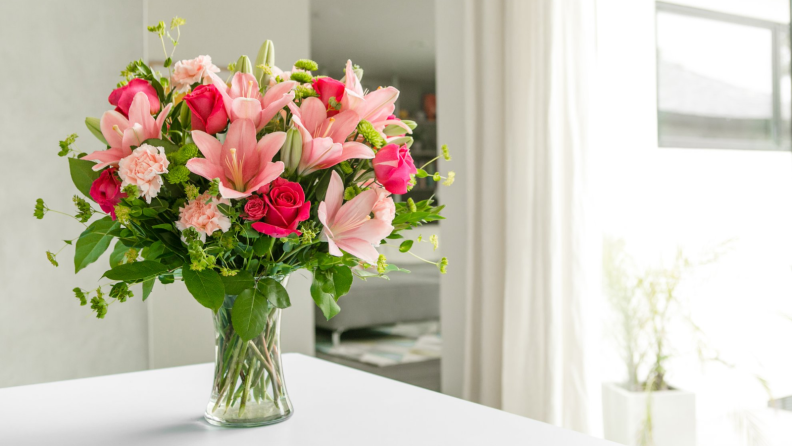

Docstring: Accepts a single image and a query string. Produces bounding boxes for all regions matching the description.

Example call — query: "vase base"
[204,409,293,428]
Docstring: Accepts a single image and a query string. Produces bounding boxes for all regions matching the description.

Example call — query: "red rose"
[372,143,417,195]
[109,78,160,118]
[251,179,311,238]
[312,77,345,116]
[184,84,228,135]
[243,196,267,221]
[89,168,127,220]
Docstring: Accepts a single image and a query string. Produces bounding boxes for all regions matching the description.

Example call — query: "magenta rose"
[312,77,345,116]
[372,143,417,195]
[251,179,311,238]
[243,196,267,221]
[184,84,228,135]
[89,168,127,220]
[109,78,160,118]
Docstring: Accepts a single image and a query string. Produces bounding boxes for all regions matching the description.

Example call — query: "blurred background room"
[2,0,792,444]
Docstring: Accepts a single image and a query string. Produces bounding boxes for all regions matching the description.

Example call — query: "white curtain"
[437,0,600,434]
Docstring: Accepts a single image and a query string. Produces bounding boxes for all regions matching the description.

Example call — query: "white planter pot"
[602,382,695,446]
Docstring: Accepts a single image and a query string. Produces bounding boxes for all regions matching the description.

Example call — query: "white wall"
[0,0,149,387]
[598,0,792,439]
[435,0,469,398]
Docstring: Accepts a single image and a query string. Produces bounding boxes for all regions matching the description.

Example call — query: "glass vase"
[204,276,293,427]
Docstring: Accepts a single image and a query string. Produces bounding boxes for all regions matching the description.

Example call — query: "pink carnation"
[176,192,232,242]
[117,144,169,203]
[171,55,220,93]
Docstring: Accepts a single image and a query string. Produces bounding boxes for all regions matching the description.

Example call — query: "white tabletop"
[0,353,614,445]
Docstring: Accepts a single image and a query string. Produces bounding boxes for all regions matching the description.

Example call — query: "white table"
[0,354,614,445]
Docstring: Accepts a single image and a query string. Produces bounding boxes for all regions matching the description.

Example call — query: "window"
[656,2,791,150]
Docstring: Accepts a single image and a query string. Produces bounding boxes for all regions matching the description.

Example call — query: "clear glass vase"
[204,276,293,427]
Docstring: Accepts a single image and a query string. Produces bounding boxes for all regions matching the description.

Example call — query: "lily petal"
[256,131,287,163]
[82,147,130,171]
[324,110,360,144]
[100,110,129,149]
[155,103,173,136]
[258,91,295,131]
[357,87,399,122]
[339,142,375,161]
[334,237,380,264]
[323,171,344,223]
[191,130,223,165]
[299,97,326,136]
[263,81,297,108]
[185,158,224,181]
[127,92,157,137]
[333,189,378,234]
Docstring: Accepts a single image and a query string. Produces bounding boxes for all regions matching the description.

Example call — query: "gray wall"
[0,0,149,387]
[0,0,313,388]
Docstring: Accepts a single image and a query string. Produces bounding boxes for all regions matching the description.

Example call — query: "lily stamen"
[224,148,247,191]
[322,118,336,138]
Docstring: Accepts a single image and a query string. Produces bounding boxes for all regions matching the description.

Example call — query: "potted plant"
[602,240,698,446]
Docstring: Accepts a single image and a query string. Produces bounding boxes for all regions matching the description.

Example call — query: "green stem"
[224,342,248,412]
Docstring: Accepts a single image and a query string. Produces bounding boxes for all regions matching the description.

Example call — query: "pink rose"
[184,84,228,135]
[312,77,345,116]
[176,192,231,242]
[252,178,311,238]
[372,143,417,195]
[171,55,220,93]
[117,144,169,203]
[89,168,127,220]
[109,78,160,118]
[243,196,267,221]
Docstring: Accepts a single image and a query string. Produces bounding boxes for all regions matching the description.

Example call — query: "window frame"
[655,2,790,151]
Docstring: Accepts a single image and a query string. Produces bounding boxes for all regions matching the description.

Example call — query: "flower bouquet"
[34,18,453,427]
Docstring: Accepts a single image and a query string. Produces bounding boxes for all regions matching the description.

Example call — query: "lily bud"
[281,127,303,175]
[235,55,253,75]
[255,40,276,88]
[387,136,414,149]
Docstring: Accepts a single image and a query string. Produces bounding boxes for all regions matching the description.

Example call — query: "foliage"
[35,23,455,344]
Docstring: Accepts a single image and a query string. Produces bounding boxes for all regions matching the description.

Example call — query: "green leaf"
[142,278,154,301]
[102,260,168,281]
[257,277,290,309]
[183,266,225,310]
[220,270,255,295]
[141,241,165,260]
[253,236,274,257]
[141,138,179,154]
[231,288,269,341]
[69,157,101,201]
[109,240,131,267]
[332,266,353,298]
[85,117,108,145]
[399,240,414,253]
[152,223,172,231]
[74,217,119,273]
[311,271,339,320]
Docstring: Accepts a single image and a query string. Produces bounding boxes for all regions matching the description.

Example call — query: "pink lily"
[340,60,408,134]
[82,92,172,171]
[319,171,393,264]
[209,72,296,131]
[288,97,374,176]
[186,119,285,199]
